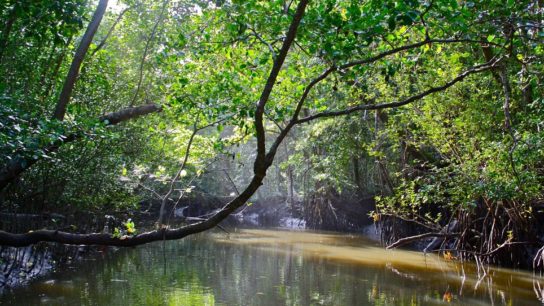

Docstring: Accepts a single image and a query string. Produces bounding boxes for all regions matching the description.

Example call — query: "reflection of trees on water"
[381,256,544,305]
[2,232,544,305]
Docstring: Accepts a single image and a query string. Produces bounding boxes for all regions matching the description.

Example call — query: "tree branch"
[129,0,169,106]
[0,167,264,247]
[0,104,162,191]
[250,27,277,60]
[386,232,458,249]
[339,38,504,70]
[158,118,199,226]
[295,58,502,124]
[254,0,308,173]
[265,39,504,160]
[90,6,130,57]
[99,103,162,125]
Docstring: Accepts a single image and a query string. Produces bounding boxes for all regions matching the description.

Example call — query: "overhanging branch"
[294,57,502,125]
[0,169,264,247]
[0,104,162,191]
[265,39,504,159]
[0,0,312,248]
[339,38,504,70]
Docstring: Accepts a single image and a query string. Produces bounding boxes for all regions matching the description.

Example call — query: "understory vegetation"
[0,0,543,269]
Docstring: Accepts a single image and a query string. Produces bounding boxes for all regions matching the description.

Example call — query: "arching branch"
[265,39,504,159]
[294,58,502,125]
[339,38,504,70]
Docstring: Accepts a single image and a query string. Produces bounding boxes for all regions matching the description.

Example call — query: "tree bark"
[99,103,162,125]
[52,0,108,121]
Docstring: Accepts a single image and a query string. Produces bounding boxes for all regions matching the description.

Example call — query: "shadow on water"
[1,229,543,305]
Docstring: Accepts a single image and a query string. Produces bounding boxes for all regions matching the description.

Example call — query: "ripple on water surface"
[1,229,543,305]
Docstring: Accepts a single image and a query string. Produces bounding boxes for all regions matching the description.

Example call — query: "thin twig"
[130,0,169,106]
[91,6,130,56]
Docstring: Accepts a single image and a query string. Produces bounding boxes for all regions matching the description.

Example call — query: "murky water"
[1,229,543,305]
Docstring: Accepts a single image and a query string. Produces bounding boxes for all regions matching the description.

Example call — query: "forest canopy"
[0,0,542,266]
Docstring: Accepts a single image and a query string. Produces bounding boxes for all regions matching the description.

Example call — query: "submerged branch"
[386,232,458,249]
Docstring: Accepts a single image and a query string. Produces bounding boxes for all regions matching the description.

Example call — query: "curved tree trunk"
[0,174,264,247]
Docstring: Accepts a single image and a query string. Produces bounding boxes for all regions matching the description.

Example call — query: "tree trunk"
[288,164,295,209]
[52,0,108,121]
[352,156,364,195]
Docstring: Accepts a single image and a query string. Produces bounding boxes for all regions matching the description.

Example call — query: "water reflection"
[1,229,543,305]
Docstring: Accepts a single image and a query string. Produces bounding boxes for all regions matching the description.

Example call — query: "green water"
[1,229,543,305]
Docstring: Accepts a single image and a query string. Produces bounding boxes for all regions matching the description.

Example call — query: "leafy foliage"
[0,0,543,264]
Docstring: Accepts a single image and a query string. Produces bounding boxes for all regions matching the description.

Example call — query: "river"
[1,229,543,305]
